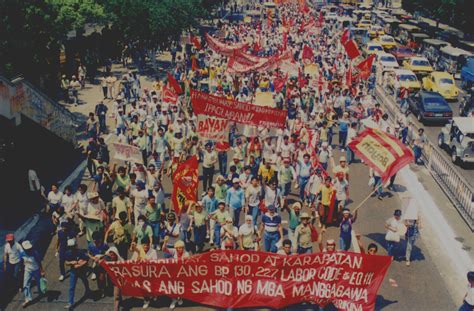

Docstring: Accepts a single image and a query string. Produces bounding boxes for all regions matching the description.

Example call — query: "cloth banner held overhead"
[101,250,391,310]
[205,33,248,57]
[112,143,143,164]
[348,127,414,181]
[191,90,286,128]
[172,156,198,214]
[197,115,230,142]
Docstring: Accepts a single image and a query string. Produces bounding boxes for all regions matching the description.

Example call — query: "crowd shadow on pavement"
[375,295,398,310]
[365,233,425,262]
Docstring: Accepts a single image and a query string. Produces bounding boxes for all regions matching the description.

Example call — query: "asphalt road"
[3,60,460,311]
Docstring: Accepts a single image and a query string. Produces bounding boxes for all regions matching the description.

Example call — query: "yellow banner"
[304,63,319,78]
[357,135,396,172]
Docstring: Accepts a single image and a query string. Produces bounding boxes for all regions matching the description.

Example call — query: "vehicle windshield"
[381,56,396,62]
[370,46,383,51]
[400,74,417,81]
[381,37,393,42]
[439,78,454,84]
[412,59,430,66]
[424,97,447,108]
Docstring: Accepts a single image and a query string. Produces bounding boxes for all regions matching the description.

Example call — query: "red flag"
[340,29,350,44]
[348,127,414,182]
[172,156,199,214]
[346,65,353,86]
[192,57,199,71]
[318,11,324,27]
[282,31,288,51]
[162,85,178,104]
[273,74,288,93]
[167,72,183,95]
[325,189,337,224]
[191,35,201,50]
[298,19,305,33]
[343,39,360,60]
[356,54,376,79]
[298,67,306,88]
[302,45,314,63]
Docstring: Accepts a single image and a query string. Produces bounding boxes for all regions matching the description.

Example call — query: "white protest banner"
[197,116,229,142]
[113,143,143,164]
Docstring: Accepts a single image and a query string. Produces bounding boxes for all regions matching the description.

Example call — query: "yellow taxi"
[368,25,385,38]
[393,69,421,91]
[377,35,397,50]
[357,19,371,28]
[364,41,384,55]
[402,56,434,76]
[422,71,459,100]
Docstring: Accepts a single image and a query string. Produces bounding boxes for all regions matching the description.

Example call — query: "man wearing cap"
[295,212,313,254]
[226,178,245,227]
[202,142,217,191]
[239,215,260,251]
[318,142,333,171]
[333,156,350,181]
[460,271,474,311]
[287,202,302,252]
[385,209,403,257]
[3,233,23,293]
[105,211,133,259]
[163,213,182,258]
[64,238,90,310]
[317,176,334,229]
[80,192,106,243]
[260,205,283,253]
[339,208,358,251]
[20,240,45,307]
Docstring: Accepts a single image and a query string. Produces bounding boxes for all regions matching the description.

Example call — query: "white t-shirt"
[131,189,148,210]
[220,225,239,249]
[246,185,261,207]
[75,192,89,215]
[47,191,63,204]
[4,242,22,264]
[61,194,76,214]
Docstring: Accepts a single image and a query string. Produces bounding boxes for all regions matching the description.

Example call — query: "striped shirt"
[262,213,282,232]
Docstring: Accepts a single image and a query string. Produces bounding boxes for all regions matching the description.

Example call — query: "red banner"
[302,45,314,63]
[167,73,183,95]
[101,250,391,310]
[197,115,229,142]
[172,156,198,213]
[191,90,287,128]
[348,128,414,181]
[162,85,178,104]
[343,40,361,60]
[205,33,248,57]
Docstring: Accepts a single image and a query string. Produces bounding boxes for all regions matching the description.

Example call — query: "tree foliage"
[403,0,472,35]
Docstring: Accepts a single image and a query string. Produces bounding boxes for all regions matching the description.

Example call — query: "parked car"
[388,46,416,62]
[387,69,421,93]
[357,19,371,28]
[377,35,397,50]
[375,52,399,71]
[364,41,384,55]
[459,92,474,117]
[403,56,434,76]
[407,91,453,123]
[368,25,385,38]
[438,117,474,164]
[422,71,459,100]
[461,57,474,89]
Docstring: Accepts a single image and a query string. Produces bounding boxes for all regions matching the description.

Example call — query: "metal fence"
[374,86,474,231]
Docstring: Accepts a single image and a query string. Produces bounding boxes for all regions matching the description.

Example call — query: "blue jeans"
[59,250,66,276]
[23,269,42,302]
[264,231,280,253]
[6,262,22,290]
[194,225,207,251]
[386,241,398,257]
[346,148,355,164]
[149,221,161,247]
[339,131,347,148]
[69,269,90,305]
[298,176,310,201]
[218,152,227,176]
[214,223,222,247]
[249,205,260,226]
[230,206,242,227]
[280,182,291,196]
[297,246,312,254]
[459,302,474,311]
[374,176,383,197]
[339,236,351,251]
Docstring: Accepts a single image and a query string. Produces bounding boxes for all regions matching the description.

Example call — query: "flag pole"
[352,187,379,213]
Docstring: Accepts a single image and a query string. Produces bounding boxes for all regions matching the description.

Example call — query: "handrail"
[374,85,474,231]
